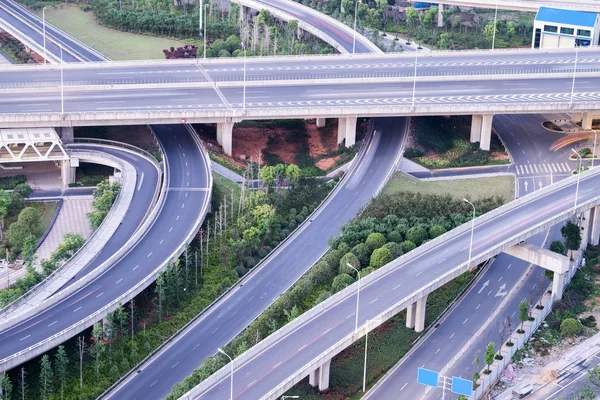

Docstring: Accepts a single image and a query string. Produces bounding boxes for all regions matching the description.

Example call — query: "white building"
[532,7,600,49]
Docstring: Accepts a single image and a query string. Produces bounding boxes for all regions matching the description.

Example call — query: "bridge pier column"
[589,206,600,246]
[437,4,445,28]
[480,114,493,151]
[308,359,331,391]
[217,119,233,156]
[415,294,428,332]
[406,302,416,329]
[60,157,78,187]
[470,115,482,144]
[60,127,74,144]
[316,118,326,128]
[582,112,593,130]
[552,271,567,301]
[337,117,357,147]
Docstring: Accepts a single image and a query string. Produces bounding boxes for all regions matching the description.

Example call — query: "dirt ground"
[194,119,340,169]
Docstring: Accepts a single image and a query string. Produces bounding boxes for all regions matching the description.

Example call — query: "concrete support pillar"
[217,119,233,156]
[239,5,249,22]
[582,112,593,130]
[60,127,74,144]
[308,359,331,391]
[480,114,493,151]
[470,115,483,144]
[338,117,357,147]
[316,118,326,128]
[552,272,566,301]
[60,157,77,187]
[415,294,428,333]
[406,302,416,329]
[590,206,600,246]
[437,4,445,28]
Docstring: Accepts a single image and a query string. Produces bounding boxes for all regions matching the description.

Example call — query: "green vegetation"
[0,33,35,63]
[166,189,505,398]
[405,116,509,169]
[0,175,26,191]
[560,318,582,337]
[76,163,114,187]
[86,180,121,229]
[383,172,514,201]
[34,4,184,60]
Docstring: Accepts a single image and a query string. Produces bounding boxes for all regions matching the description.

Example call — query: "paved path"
[211,162,244,184]
[398,157,429,173]
[35,197,93,263]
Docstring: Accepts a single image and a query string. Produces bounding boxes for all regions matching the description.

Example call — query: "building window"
[544,25,558,33]
[577,29,591,37]
[560,27,574,35]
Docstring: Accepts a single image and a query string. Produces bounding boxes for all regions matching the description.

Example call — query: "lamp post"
[491,0,498,50]
[203,4,208,59]
[411,47,418,109]
[352,0,359,55]
[571,148,582,213]
[592,129,597,168]
[198,0,203,37]
[42,7,47,64]
[463,199,475,269]
[570,43,579,107]
[217,348,233,400]
[240,42,246,110]
[59,43,64,115]
[346,263,360,332]
[362,319,370,392]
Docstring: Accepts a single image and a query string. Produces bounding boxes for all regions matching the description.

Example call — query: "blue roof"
[535,7,597,28]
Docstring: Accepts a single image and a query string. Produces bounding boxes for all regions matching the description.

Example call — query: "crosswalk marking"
[515,162,572,175]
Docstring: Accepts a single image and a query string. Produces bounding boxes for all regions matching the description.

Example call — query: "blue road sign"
[417,368,439,388]
[452,376,473,396]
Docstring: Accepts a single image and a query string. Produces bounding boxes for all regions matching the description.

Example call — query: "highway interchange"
[0,0,599,399]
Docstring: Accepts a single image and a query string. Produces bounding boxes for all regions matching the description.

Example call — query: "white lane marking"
[96,292,104,298]
[231,311,238,317]
[147,252,153,258]
[487,290,492,296]
[169,227,173,232]
[212,327,219,334]
[248,296,255,302]
[463,318,469,324]
[74,306,82,312]
[116,278,123,284]
[437,258,446,264]
[176,215,180,220]
[133,265,139,271]
[150,380,158,387]
[181,203,185,209]
[159,239,164,244]
[393,284,402,290]
[499,276,503,282]
[273,361,282,369]
[248,379,257,387]
[48,321,57,327]
[172,362,179,369]
[449,333,455,339]
[137,172,144,191]
[298,344,307,351]
[507,263,512,270]
[347,313,355,319]
[193,344,200,350]
[415,271,424,276]
[20,335,31,341]
[511,312,516,318]
[435,348,441,354]
[370,298,378,304]
[476,303,481,310]
[401,383,408,391]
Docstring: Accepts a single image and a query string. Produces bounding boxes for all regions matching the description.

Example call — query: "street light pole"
[203,4,208,59]
[42,7,47,64]
[362,319,369,392]
[570,44,579,107]
[491,0,498,50]
[592,129,597,168]
[352,0,359,55]
[217,348,233,400]
[463,199,475,268]
[347,263,360,332]
[411,47,418,109]
[241,42,246,110]
[198,0,203,37]
[59,43,64,115]
[571,148,582,213]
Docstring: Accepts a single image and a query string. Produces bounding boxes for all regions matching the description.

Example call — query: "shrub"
[332,273,354,293]
[429,225,446,239]
[314,291,332,306]
[386,230,403,243]
[382,242,403,258]
[404,147,424,159]
[560,318,582,337]
[549,240,566,255]
[581,315,596,328]
[365,232,386,251]
[310,261,338,286]
[351,243,371,267]
[234,265,246,278]
[406,226,428,246]
[244,256,256,269]
[339,252,361,274]
[370,248,393,269]
[338,242,351,254]
[323,250,343,270]
[400,240,416,254]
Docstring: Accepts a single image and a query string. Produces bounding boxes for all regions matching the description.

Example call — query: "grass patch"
[34,4,184,60]
[37,201,58,236]
[211,172,241,211]
[383,172,515,201]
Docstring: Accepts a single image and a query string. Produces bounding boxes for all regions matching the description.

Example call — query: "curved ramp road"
[186,168,600,400]
[103,118,406,400]
[2,48,600,87]
[0,126,211,372]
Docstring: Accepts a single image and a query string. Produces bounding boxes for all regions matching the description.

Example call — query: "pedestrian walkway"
[36,197,94,263]
[398,158,429,173]
[514,162,573,175]
[211,162,244,184]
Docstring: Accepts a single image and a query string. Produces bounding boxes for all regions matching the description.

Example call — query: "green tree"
[370,247,393,268]
[568,385,596,400]
[400,240,416,253]
[406,226,428,246]
[332,273,354,293]
[484,342,495,373]
[39,354,53,400]
[483,21,498,42]
[339,252,361,274]
[365,232,386,251]
[406,7,418,40]
[382,242,403,258]
[0,190,11,240]
[87,180,120,228]
[429,225,446,239]
[0,373,12,400]
[54,345,68,400]
[91,322,105,379]
[285,164,301,186]
[22,234,38,266]
[518,299,530,331]
[560,318,582,337]
[13,183,32,198]
[588,365,600,389]
[351,243,371,267]
[561,221,582,257]
[549,240,566,255]
[51,233,85,263]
